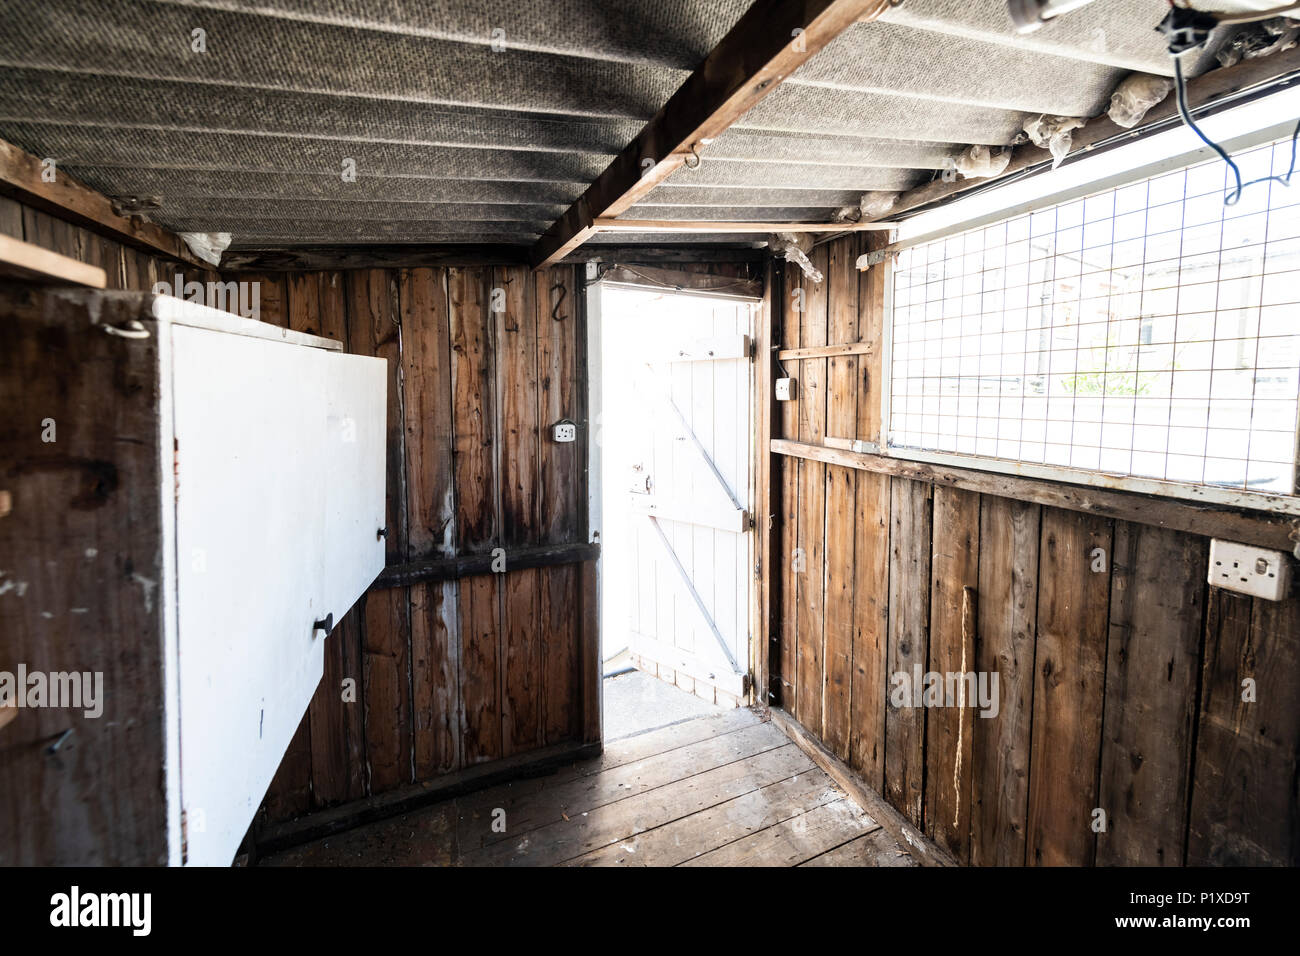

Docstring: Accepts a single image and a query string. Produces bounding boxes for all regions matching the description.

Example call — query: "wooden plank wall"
[772,233,1300,866]
[236,263,590,827]
[0,194,214,291]
[9,197,593,831]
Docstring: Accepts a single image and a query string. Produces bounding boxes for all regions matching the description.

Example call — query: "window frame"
[876,128,1300,518]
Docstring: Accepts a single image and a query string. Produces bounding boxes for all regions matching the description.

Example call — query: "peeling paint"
[130,573,157,614]
[0,573,28,598]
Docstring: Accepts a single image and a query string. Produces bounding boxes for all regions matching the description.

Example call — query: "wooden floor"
[260,709,916,867]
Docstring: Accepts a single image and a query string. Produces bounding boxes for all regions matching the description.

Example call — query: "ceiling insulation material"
[0,0,1256,254]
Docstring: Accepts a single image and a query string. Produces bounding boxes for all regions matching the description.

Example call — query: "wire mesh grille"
[889,137,1300,495]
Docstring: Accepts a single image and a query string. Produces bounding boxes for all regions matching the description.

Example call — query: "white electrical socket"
[1208,538,1291,601]
[552,420,577,443]
[775,377,796,401]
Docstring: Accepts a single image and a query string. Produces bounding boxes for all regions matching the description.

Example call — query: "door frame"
[585,261,770,713]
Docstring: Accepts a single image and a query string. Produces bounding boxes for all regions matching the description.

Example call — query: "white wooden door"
[610,289,754,706]
[170,324,385,866]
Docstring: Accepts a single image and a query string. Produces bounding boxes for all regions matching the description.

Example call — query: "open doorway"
[592,268,758,740]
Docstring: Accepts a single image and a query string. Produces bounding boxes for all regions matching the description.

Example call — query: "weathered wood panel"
[1096,523,1204,866]
[10,199,593,839]
[1026,508,1112,866]
[1188,590,1300,865]
[821,240,858,759]
[924,486,980,861]
[849,469,889,789]
[771,231,1300,869]
[885,477,932,827]
[254,262,585,825]
[794,246,829,737]
[0,287,168,865]
[970,496,1039,867]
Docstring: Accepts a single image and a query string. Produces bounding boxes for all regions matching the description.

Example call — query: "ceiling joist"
[592,217,896,233]
[528,0,892,268]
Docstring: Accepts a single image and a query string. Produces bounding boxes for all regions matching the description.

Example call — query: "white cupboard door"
[320,351,388,623]
[170,325,385,866]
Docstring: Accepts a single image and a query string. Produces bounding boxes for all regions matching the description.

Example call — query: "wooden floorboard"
[801,827,918,867]
[260,710,915,867]
[680,798,876,866]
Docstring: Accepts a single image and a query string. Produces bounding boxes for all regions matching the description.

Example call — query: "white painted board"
[170,325,385,866]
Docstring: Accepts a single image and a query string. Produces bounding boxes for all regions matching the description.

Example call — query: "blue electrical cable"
[1172,53,1300,206]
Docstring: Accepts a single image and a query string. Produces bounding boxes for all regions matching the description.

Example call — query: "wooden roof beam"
[0,137,205,268]
[592,217,897,233]
[528,0,893,268]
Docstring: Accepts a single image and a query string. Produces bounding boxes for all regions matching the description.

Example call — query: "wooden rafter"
[592,218,896,233]
[528,0,892,268]
[0,137,204,267]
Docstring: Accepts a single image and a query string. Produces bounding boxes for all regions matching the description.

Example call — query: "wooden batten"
[0,137,203,267]
[0,232,107,287]
[530,0,894,267]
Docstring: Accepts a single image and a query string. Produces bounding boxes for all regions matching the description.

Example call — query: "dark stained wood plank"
[348,269,412,795]
[849,469,889,788]
[252,272,289,328]
[260,716,313,824]
[579,558,601,745]
[848,231,890,787]
[885,477,932,827]
[776,264,800,712]
[0,195,22,236]
[821,237,858,759]
[409,580,460,778]
[372,541,598,588]
[856,232,887,446]
[924,485,980,862]
[496,265,540,546]
[822,463,855,760]
[1188,590,1300,866]
[459,573,502,765]
[536,266,581,743]
[400,265,457,556]
[970,495,1040,867]
[535,266,580,544]
[0,288,168,865]
[448,267,497,551]
[1096,523,1205,866]
[399,266,460,779]
[541,562,580,743]
[794,245,829,736]
[1026,507,1112,866]
[502,567,544,756]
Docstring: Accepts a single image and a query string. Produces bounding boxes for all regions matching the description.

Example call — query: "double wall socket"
[1208,538,1291,601]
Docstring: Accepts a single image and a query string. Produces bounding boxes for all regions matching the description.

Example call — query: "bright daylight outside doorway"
[596,279,757,741]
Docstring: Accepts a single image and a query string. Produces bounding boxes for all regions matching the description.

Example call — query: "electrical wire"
[1171,52,1300,206]
[1172,53,1244,202]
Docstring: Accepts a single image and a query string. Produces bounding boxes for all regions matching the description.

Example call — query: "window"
[887,136,1300,505]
